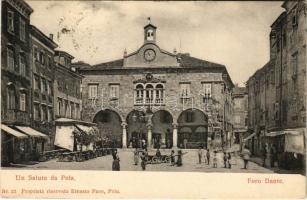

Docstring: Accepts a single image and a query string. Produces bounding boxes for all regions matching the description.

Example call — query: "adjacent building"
[30,25,58,151]
[1,0,33,164]
[54,50,82,122]
[232,86,248,148]
[247,1,306,170]
[79,20,234,149]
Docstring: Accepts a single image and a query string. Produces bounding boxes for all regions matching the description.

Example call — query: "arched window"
[145,84,154,104]
[135,84,144,104]
[155,84,164,104]
[7,85,16,110]
[147,30,154,41]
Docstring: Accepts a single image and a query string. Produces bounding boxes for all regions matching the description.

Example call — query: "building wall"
[80,68,233,148]
[1,0,32,126]
[247,1,306,156]
[54,64,82,120]
[30,32,56,150]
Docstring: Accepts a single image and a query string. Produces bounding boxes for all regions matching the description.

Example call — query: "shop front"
[1,124,29,165]
[265,128,306,170]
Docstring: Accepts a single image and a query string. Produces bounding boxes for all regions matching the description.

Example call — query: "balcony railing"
[135,98,165,105]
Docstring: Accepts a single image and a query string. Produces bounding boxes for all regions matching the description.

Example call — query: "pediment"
[123,43,179,68]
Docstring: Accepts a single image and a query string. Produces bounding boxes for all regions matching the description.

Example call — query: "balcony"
[134,97,165,106]
[5,110,30,125]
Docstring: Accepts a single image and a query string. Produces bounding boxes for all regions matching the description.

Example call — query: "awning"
[243,132,256,141]
[15,126,48,139]
[284,128,305,154]
[265,131,285,137]
[1,124,28,139]
[75,125,94,135]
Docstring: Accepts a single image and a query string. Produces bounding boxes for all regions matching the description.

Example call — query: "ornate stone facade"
[78,21,234,149]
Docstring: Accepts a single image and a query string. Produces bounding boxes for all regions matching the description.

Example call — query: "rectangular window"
[40,52,45,65]
[20,93,26,111]
[19,55,26,76]
[34,104,40,120]
[76,104,80,119]
[41,105,48,121]
[48,56,52,69]
[71,102,75,119]
[34,75,40,90]
[202,83,212,103]
[7,88,15,110]
[57,98,62,116]
[41,78,47,93]
[88,84,98,99]
[110,84,119,99]
[48,80,52,95]
[7,48,14,70]
[34,47,39,61]
[8,10,14,33]
[19,17,26,41]
[48,107,52,122]
[180,83,191,97]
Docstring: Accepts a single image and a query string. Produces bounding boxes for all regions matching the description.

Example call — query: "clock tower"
[144,17,157,44]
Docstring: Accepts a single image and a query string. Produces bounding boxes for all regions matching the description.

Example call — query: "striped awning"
[15,126,48,139]
[243,132,256,141]
[1,124,28,139]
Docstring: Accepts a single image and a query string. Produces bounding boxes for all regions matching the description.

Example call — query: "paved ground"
[3,149,274,173]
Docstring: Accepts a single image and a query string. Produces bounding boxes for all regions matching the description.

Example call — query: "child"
[223,152,227,168]
[213,151,218,168]
[227,153,232,169]
[140,152,146,170]
[133,148,139,165]
[170,150,175,166]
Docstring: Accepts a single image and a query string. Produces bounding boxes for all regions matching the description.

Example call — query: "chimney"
[49,34,54,40]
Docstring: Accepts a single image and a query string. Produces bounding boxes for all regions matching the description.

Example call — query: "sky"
[26,1,284,86]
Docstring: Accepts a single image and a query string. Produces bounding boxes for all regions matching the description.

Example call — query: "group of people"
[133,148,188,170]
[197,147,232,168]
[262,144,278,168]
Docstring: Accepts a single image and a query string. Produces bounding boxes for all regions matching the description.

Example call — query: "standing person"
[183,138,188,149]
[261,144,267,167]
[140,152,147,171]
[223,152,227,168]
[176,150,183,166]
[206,149,211,165]
[227,153,232,169]
[112,156,120,171]
[133,148,139,165]
[213,151,218,168]
[198,147,204,164]
[241,146,251,169]
[156,148,161,159]
[270,144,277,168]
[170,150,175,166]
[142,138,146,149]
[112,149,118,160]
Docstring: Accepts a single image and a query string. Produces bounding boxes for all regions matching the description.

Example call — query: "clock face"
[144,49,156,62]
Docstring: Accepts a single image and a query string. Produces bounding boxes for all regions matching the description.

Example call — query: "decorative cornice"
[5,0,33,19]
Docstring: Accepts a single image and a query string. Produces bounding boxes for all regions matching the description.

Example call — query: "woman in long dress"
[133,148,139,165]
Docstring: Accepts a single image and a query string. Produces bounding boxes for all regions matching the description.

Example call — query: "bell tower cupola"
[144,17,157,44]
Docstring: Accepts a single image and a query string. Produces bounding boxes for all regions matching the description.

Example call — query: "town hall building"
[78,19,234,149]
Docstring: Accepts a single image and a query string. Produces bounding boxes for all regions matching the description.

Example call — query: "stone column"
[121,122,127,148]
[172,123,178,148]
[146,123,153,148]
